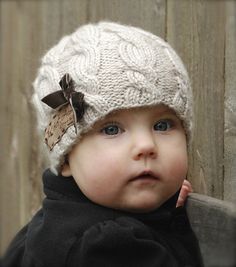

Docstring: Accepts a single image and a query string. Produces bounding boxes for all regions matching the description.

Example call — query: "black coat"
[2,169,203,267]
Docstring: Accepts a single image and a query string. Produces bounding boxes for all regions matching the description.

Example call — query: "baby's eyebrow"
[150,107,177,117]
[101,111,122,121]
[157,109,177,116]
[99,116,119,125]
[93,115,118,128]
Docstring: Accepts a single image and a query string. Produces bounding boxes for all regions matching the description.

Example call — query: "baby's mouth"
[130,171,159,182]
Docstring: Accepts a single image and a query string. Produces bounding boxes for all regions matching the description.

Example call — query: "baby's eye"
[154,120,173,131]
[101,124,122,135]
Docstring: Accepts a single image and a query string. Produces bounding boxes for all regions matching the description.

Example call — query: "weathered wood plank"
[166,0,226,199]
[0,0,43,255]
[87,0,166,38]
[224,1,236,203]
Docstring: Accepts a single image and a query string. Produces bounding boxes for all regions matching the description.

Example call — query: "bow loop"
[59,73,75,101]
[41,73,86,134]
[71,92,86,121]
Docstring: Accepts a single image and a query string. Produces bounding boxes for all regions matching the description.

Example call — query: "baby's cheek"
[80,174,121,208]
[171,157,188,180]
[164,150,187,179]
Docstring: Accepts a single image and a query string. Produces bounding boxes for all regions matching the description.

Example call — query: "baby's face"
[62,105,188,213]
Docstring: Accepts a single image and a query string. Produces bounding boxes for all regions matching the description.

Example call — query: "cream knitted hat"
[32,21,192,174]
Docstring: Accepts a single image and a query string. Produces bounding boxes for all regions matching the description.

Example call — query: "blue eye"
[154,120,173,131]
[102,125,120,135]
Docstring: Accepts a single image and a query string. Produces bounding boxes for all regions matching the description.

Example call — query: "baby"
[3,21,203,267]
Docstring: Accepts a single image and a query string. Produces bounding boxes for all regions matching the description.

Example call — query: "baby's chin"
[114,198,166,214]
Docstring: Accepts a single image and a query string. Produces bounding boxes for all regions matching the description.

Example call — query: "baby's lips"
[129,170,160,181]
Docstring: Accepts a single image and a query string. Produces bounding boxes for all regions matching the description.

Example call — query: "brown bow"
[41,73,86,133]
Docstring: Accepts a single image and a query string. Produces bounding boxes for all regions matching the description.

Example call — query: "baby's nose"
[132,133,157,160]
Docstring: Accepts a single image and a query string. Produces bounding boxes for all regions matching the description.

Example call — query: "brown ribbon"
[41,73,87,150]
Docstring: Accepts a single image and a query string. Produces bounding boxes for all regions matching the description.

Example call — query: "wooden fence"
[0,0,235,255]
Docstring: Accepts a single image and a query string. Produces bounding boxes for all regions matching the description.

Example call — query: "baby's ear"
[61,162,72,177]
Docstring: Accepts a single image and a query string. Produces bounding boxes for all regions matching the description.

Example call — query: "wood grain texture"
[167,0,226,199]
[224,1,236,203]
[0,0,44,255]
[0,0,235,255]
[86,0,166,38]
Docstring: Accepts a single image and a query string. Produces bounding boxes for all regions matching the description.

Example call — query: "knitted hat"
[32,21,192,174]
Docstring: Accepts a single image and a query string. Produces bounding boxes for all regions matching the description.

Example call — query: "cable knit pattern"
[32,21,192,174]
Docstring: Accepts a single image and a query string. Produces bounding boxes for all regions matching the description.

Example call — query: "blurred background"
[0,0,236,255]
